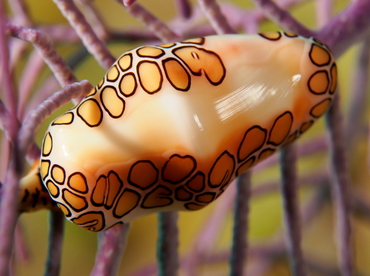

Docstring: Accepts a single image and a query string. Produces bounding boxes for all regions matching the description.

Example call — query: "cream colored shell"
[28,31,337,231]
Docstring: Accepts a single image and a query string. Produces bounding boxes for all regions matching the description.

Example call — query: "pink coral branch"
[175,0,192,19]
[196,0,235,34]
[250,0,313,36]
[17,51,47,119]
[38,25,81,43]
[0,20,18,142]
[318,0,370,57]
[122,0,136,6]
[0,152,22,276]
[44,210,65,276]
[7,0,31,27]
[0,101,20,142]
[24,77,61,118]
[315,0,333,27]
[279,145,307,276]
[157,212,179,276]
[53,0,116,70]
[183,181,236,274]
[369,123,370,171]
[346,36,370,147]
[325,95,354,275]
[0,99,40,165]
[6,23,78,87]
[122,2,181,42]
[76,0,110,40]
[91,224,130,276]
[18,80,93,156]
[229,172,251,275]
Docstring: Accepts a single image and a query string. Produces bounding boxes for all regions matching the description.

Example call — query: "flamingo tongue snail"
[17,31,337,232]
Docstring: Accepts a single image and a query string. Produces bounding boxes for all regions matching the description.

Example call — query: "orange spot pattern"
[36,32,337,231]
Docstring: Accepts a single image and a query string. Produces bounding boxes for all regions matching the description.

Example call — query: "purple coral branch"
[279,145,307,276]
[0,2,22,274]
[0,14,17,142]
[314,0,333,27]
[7,0,31,27]
[17,51,48,118]
[0,100,20,142]
[38,25,81,43]
[13,223,30,263]
[6,23,78,87]
[24,77,61,118]
[18,80,93,156]
[157,212,179,276]
[90,223,130,276]
[44,210,65,276]
[76,0,110,40]
[254,136,328,172]
[250,0,313,36]
[183,181,236,275]
[121,2,181,43]
[0,152,22,276]
[369,123,370,171]
[53,0,116,70]
[0,100,40,165]
[346,36,370,147]
[122,0,136,6]
[325,95,354,276]
[318,0,370,57]
[229,171,251,276]
[196,0,236,34]
[175,0,192,19]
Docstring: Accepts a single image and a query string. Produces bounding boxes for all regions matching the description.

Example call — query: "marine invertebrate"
[20,32,336,232]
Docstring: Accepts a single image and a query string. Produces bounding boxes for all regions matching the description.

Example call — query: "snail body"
[21,31,337,231]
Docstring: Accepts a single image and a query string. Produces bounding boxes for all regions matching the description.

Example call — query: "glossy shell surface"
[38,31,337,231]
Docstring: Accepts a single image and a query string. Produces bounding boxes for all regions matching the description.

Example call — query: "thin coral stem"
[17,51,46,119]
[131,181,331,276]
[38,25,81,43]
[0,151,22,276]
[14,223,30,263]
[250,0,313,36]
[0,101,20,142]
[253,170,328,198]
[157,212,179,276]
[325,95,354,276]
[319,0,370,57]
[44,210,65,276]
[3,95,42,163]
[122,2,181,42]
[196,0,236,34]
[346,36,370,147]
[315,0,333,27]
[90,223,130,276]
[18,80,93,156]
[7,0,31,27]
[279,144,307,276]
[175,0,192,19]
[53,0,115,70]
[229,171,251,276]
[6,23,78,87]
[0,14,18,142]
[76,0,110,40]
[0,138,10,181]
[254,136,328,171]
[184,181,236,275]
[22,77,59,121]
[122,0,136,6]
[0,3,21,273]
[368,123,370,172]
